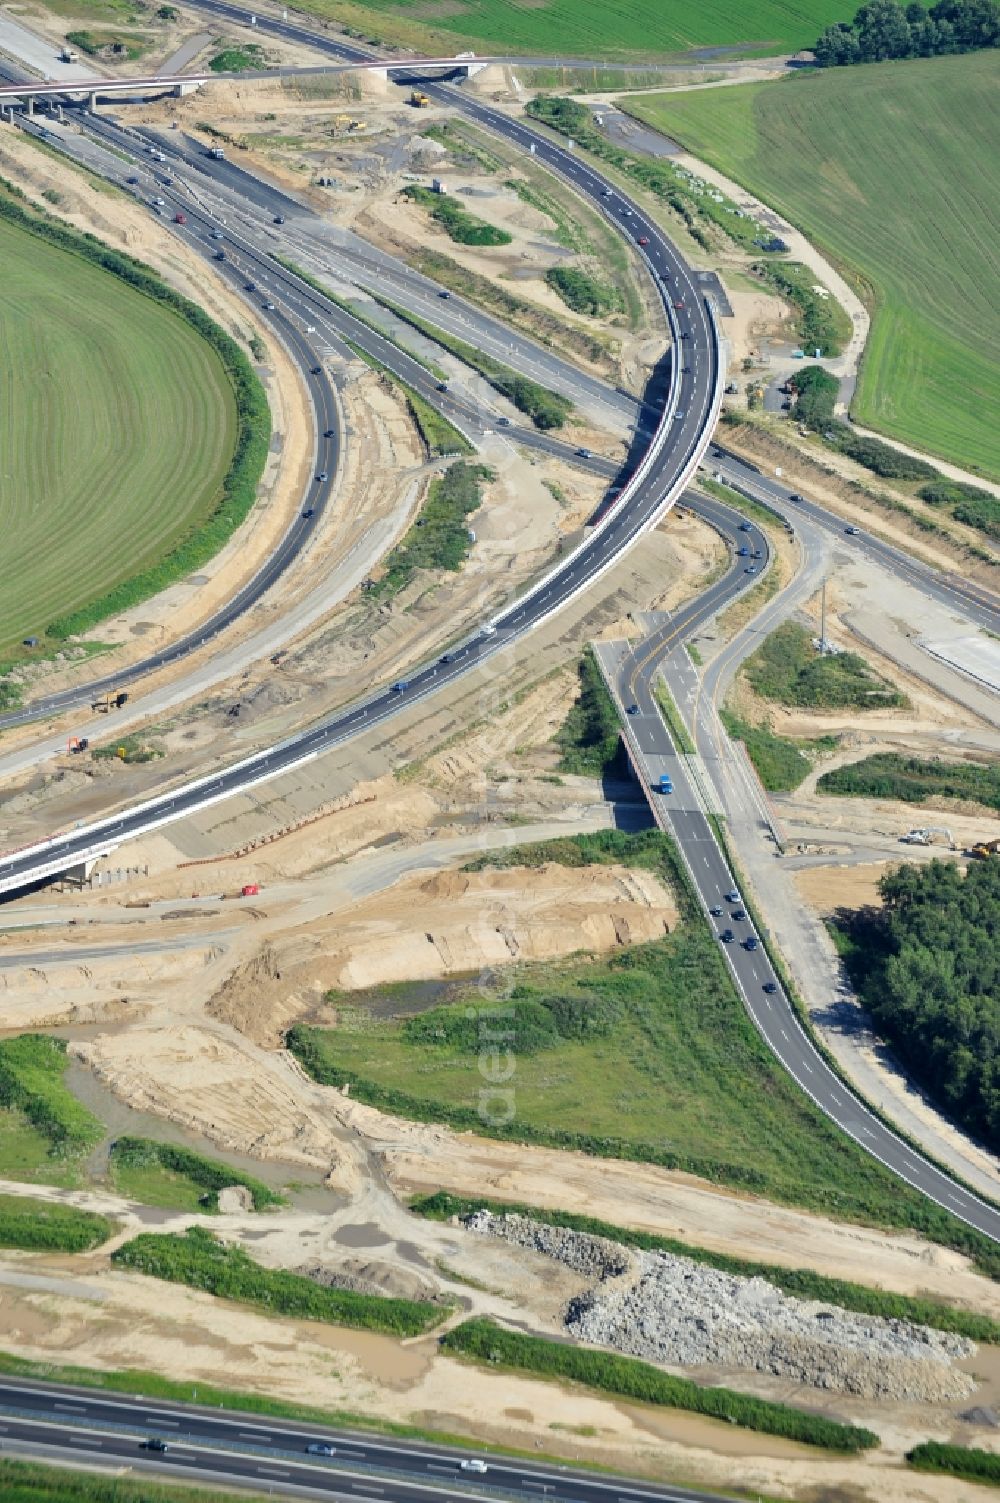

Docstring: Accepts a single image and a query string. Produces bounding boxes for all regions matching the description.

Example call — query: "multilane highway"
[1,0,997,1275]
[0,52,725,886]
[596,505,1000,1243]
[0,1378,739,1503]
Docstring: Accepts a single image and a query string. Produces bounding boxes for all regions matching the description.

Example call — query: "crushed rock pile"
[464,1210,976,1402]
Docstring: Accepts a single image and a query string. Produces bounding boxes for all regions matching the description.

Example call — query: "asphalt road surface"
[0,58,724,887]
[598,519,1000,1244]
[0,1377,741,1503]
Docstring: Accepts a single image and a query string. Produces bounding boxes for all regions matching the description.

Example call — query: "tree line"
[836,858,1000,1147]
[814,0,999,66]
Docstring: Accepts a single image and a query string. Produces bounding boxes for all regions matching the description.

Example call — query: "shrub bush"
[112,1227,444,1335]
[443,1318,879,1451]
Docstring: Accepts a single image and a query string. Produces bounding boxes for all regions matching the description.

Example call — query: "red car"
[637,235,650,245]
[673,299,685,309]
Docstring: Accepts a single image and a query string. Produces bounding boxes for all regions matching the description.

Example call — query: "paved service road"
[597,511,1000,1245]
[0,1377,741,1503]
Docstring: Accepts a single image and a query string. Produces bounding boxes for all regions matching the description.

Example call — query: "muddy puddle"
[61,1054,343,1213]
[306,1325,433,1386]
[338,974,481,1020]
[618,1399,825,1460]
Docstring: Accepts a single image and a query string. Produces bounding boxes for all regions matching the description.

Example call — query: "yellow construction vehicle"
[968,839,1000,859]
[409,90,430,107]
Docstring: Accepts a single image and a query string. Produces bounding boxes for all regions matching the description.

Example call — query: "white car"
[460,1459,488,1473]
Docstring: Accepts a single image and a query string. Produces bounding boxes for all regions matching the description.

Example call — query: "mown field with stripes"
[0,217,237,654]
[304,0,844,60]
[628,52,1000,481]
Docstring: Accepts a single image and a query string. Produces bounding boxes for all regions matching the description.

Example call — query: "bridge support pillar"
[89,91,98,111]
[26,96,35,117]
[60,856,102,889]
[174,80,201,96]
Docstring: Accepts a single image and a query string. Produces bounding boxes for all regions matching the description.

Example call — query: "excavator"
[968,838,1000,860]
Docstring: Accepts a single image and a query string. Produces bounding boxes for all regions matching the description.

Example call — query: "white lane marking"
[780,1028,789,1040]
[55,1403,87,1412]
[68,1437,101,1446]
[147,1418,179,1427]
[802,1061,813,1074]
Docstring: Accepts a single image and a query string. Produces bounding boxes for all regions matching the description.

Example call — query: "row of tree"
[839,858,1000,1147]
[814,0,999,64]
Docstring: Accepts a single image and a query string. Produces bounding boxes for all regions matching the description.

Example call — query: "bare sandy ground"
[1,1246,985,1503]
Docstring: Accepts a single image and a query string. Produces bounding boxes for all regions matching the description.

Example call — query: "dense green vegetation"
[744,621,905,709]
[554,649,622,775]
[527,95,761,255]
[756,263,850,356]
[834,858,1000,1147]
[112,1226,445,1335]
[109,1138,284,1213]
[402,186,512,247]
[372,461,492,598]
[815,0,999,66]
[719,709,814,791]
[302,0,847,65]
[626,54,1000,478]
[0,1035,102,1166]
[414,1192,1000,1341]
[790,364,839,427]
[918,477,1000,542]
[210,43,266,71]
[544,266,624,317]
[819,751,1000,810]
[0,1458,274,1503]
[830,425,936,479]
[65,28,150,58]
[409,247,615,366]
[402,388,474,458]
[0,1194,115,1253]
[443,1319,878,1451]
[907,1439,1000,1485]
[289,830,1000,1272]
[0,190,264,654]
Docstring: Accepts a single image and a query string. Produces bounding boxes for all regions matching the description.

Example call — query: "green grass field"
[300,0,844,60]
[627,52,1000,480]
[289,832,1000,1271]
[0,217,236,652]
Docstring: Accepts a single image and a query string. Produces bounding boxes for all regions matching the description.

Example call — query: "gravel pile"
[465,1211,976,1402]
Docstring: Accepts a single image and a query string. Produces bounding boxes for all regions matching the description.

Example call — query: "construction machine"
[968,838,1000,860]
[899,827,956,849]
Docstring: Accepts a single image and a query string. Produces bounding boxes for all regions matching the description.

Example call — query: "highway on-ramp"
[596,511,1000,1244]
[0,35,726,886]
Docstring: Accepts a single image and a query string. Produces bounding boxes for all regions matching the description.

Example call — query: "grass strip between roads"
[0,1458,270,1503]
[271,253,448,381]
[341,338,473,457]
[412,1192,1000,1343]
[355,290,574,430]
[0,187,269,644]
[111,1226,446,1336]
[443,1318,878,1452]
[907,1440,1000,1486]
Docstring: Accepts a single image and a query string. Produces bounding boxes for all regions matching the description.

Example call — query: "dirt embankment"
[210,859,676,1043]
